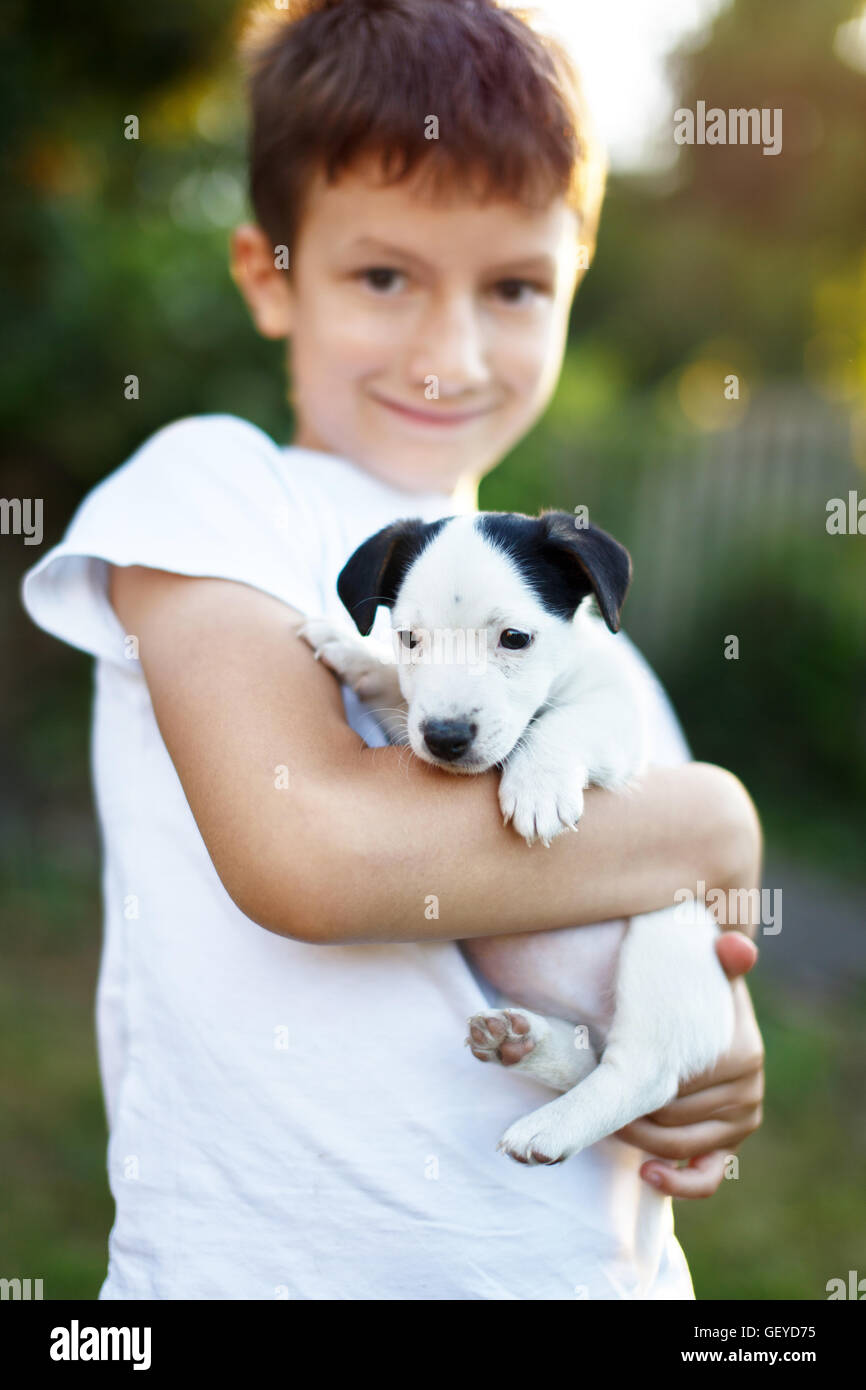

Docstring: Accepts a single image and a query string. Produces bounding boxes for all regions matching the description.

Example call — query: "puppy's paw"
[297,617,353,667]
[466,1008,549,1066]
[497,1089,586,1167]
[497,1101,574,1166]
[498,759,587,847]
[297,618,394,699]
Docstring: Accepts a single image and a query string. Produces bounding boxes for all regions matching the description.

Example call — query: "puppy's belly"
[462,919,627,1037]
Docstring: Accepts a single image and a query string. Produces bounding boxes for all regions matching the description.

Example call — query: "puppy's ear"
[540,511,633,632]
[337,518,441,635]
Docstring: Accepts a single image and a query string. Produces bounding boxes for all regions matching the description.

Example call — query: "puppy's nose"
[422,717,477,761]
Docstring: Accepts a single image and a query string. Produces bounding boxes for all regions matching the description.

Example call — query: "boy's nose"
[409,295,489,391]
[422,717,478,761]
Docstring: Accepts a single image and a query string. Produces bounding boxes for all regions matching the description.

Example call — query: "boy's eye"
[359,266,407,294]
[499,629,532,650]
[494,278,546,305]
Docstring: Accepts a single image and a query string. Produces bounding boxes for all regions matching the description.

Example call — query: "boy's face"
[233,152,582,496]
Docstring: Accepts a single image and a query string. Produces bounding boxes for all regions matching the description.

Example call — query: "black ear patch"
[476,510,633,632]
[337,517,449,635]
[539,511,633,632]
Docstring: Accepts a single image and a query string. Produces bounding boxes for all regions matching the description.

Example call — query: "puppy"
[298,511,735,1165]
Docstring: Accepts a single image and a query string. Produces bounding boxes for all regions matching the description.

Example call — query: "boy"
[21,0,763,1299]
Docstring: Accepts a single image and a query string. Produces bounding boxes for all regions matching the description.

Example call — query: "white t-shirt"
[20,413,697,1301]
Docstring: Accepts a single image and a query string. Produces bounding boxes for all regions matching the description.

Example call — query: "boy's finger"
[634,1076,762,1128]
[622,1114,752,1159]
[715,932,758,979]
[641,1151,729,1198]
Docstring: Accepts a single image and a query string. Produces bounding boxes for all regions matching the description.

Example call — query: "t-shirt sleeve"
[20,414,325,667]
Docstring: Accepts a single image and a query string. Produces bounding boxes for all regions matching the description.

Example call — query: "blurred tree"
[575,0,866,397]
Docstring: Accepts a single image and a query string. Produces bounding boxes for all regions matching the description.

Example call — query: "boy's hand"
[613,933,764,1198]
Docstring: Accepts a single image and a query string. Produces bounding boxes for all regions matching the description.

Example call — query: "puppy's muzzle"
[421,717,478,763]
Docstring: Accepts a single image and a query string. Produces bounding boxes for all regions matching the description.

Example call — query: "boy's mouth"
[370,392,492,427]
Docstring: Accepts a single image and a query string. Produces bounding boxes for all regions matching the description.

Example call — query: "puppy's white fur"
[299,514,735,1164]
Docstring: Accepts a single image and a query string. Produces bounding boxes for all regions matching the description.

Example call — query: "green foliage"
[663,532,866,875]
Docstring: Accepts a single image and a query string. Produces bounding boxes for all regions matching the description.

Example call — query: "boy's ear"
[230,223,293,339]
[539,510,633,633]
[337,518,443,636]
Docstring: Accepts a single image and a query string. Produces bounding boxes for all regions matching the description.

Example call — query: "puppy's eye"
[399,629,418,650]
[499,629,532,651]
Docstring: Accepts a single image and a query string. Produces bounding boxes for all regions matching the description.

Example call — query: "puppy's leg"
[297,618,404,706]
[499,692,639,847]
[466,1007,599,1092]
[498,739,588,848]
[297,618,398,699]
[497,903,735,1164]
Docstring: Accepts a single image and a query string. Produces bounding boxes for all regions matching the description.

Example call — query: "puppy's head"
[337,510,632,772]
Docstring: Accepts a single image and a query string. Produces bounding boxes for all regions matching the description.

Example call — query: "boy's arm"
[109,565,761,945]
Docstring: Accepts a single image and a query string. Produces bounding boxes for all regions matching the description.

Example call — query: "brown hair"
[239,0,607,268]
